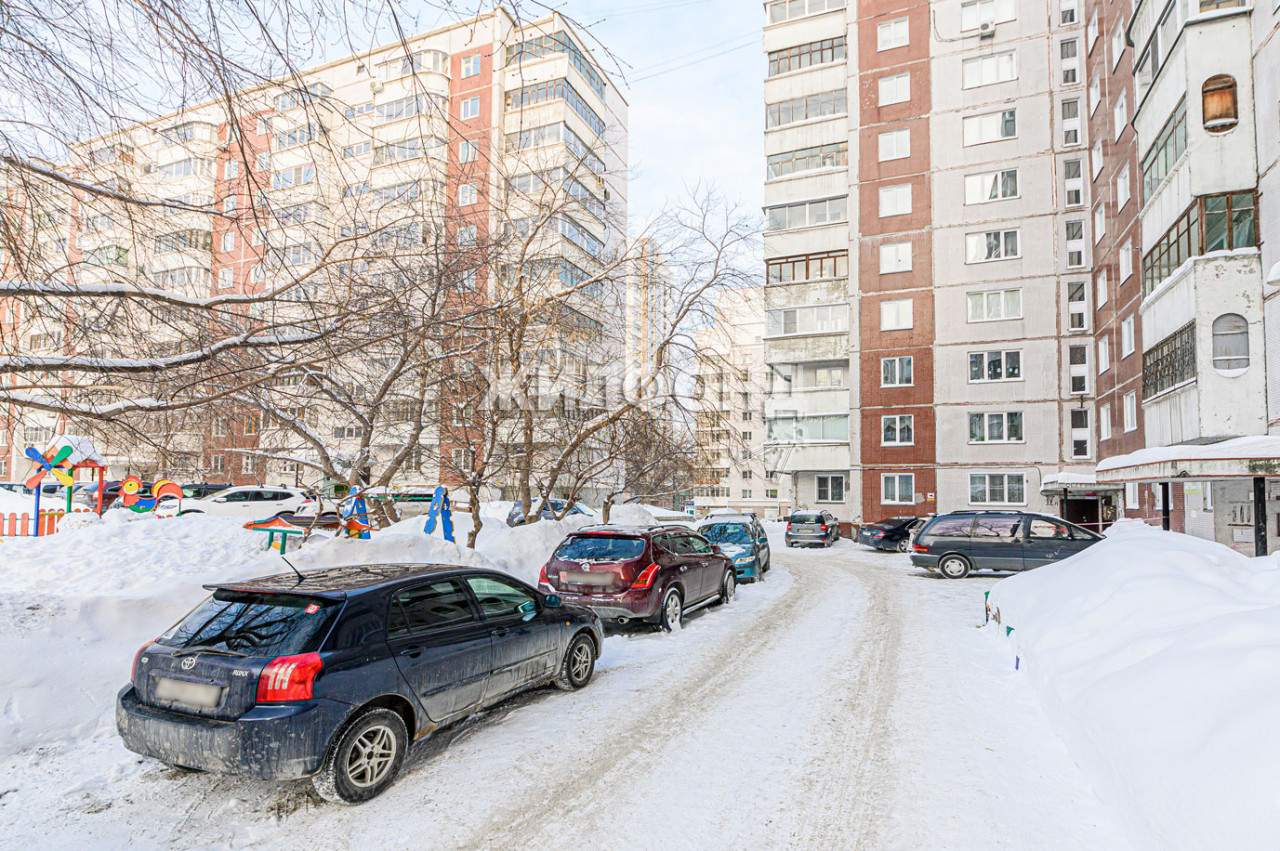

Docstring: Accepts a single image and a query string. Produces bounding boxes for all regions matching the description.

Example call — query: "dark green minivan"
[909,511,1102,578]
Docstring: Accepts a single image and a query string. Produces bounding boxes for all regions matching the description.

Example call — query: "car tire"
[896,538,911,553]
[658,587,683,632]
[938,555,972,580]
[312,707,408,805]
[163,762,204,773]
[716,570,736,605]
[553,632,597,691]
[177,509,204,516]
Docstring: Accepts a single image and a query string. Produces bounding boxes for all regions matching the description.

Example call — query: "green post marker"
[984,591,990,624]
[1005,625,1014,636]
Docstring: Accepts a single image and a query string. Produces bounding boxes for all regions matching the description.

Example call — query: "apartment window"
[1087,9,1099,50]
[1064,159,1083,206]
[877,18,909,51]
[882,415,915,446]
[459,140,478,163]
[965,229,1020,263]
[210,455,224,474]
[768,0,850,24]
[1069,344,1089,393]
[767,142,848,178]
[878,73,910,106]
[1144,323,1196,398]
[879,183,912,217]
[764,196,848,231]
[1089,78,1102,114]
[1071,409,1091,458]
[1116,164,1132,210]
[1066,220,1086,267]
[1123,391,1137,432]
[1121,316,1135,357]
[882,473,915,505]
[967,288,1022,322]
[460,97,481,120]
[1061,0,1078,25]
[767,36,847,76]
[1092,204,1106,243]
[970,473,1026,504]
[767,89,846,127]
[1110,17,1126,70]
[766,304,848,336]
[224,160,240,179]
[1096,268,1109,305]
[460,55,481,78]
[270,163,314,190]
[963,109,1016,145]
[1119,239,1133,281]
[964,169,1018,204]
[1100,403,1112,440]
[812,474,844,503]
[1203,75,1238,132]
[881,355,914,386]
[767,250,848,282]
[221,231,237,252]
[244,414,260,435]
[963,52,1017,89]
[1062,99,1081,145]
[458,183,478,206]
[241,455,256,475]
[342,141,370,159]
[1141,193,1257,294]
[878,129,910,162]
[961,0,1016,30]
[212,417,228,438]
[1060,39,1079,84]
[1090,139,1104,179]
[222,195,237,214]
[251,264,265,283]
[1212,314,1249,370]
[1142,100,1187,201]
[1098,334,1111,373]
[457,225,477,247]
[218,268,233,290]
[1068,281,1088,331]
[969,350,1022,382]
[766,489,779,499]
[1113,89,1128,141]
[880,299,913,330]
[969,411,1024,443]
[256,152,271,171]
[879,241,913,273]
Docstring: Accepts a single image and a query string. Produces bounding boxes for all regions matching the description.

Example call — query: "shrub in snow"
[988,519,1280,850]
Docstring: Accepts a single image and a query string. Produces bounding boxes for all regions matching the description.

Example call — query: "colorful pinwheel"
[24,445,74,488]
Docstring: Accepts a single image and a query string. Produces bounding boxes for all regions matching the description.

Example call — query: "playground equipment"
[244,516,308,554]
[423,485,455,542]
[22,436,108,535]
[338,486,372,539]
[118,475,184,513]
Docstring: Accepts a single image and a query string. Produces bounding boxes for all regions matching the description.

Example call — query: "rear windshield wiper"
[172,645,249,658]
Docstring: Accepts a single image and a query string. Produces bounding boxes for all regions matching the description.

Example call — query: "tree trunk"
[467,482,483,548]
[601,493,616,524]
[517,408,534,523]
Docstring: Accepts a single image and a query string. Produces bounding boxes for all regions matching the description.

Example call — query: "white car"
[173,486,313,520]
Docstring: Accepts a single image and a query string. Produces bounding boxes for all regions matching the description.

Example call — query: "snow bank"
[988,520,1280,850]
[605,502,658,526]
[0,513,271,757]
[0,487,32,514]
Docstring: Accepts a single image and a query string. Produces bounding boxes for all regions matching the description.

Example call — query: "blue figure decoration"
[339,486,372,539]
[423,485,454,542]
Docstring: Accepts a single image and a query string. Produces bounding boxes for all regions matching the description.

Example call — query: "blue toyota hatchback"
[696,515,771,582]
[117,564,603,803]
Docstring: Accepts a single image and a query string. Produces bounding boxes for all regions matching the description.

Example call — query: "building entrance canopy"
[1096,435,1280,483]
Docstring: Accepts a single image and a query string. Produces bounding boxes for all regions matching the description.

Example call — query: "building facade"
[1,10,628,493]
[762,0,1097,525]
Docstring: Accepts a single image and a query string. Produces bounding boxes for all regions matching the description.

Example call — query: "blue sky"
[561,0,764,226]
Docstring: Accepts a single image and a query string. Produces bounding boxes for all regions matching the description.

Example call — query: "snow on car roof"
[205,563,473,596]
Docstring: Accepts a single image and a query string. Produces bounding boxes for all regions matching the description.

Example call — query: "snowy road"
[1,537,1133,850]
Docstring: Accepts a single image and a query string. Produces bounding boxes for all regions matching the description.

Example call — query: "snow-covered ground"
[0,519,1131,849]
[989,520,1280,851]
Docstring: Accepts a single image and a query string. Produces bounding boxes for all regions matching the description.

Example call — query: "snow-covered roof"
[43,435,105,467]
[1097,435,1280,481]
[1042,472,1097,486]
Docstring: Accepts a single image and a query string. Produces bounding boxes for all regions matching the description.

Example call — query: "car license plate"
[154,677,223,709]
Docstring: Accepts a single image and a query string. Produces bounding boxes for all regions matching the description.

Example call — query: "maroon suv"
[538,525,736,630]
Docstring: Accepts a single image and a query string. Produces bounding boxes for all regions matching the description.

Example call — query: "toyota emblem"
[180,656,198,670]
[581,562,591,572]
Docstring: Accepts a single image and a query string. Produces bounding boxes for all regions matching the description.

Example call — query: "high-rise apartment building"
[0,10,627,492]
[763,0,1097,526]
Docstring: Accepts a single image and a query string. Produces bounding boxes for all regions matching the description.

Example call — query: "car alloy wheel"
[896,538,910,553]
[346,724,398,788]
[660,588,683,631]
[313,707,408,804]
[555,633,596,691]
[720,570,736,604]
[939,556,971,580]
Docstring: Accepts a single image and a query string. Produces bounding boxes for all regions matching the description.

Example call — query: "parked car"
[910,511,1102,578]
[117,563,602,804]
[696,514,770,582]
[173,486,312,520]
[538,525,737,630]
[506,499,592,526]
[181,482,233,500]
[857,516,928,553]
[785,510,841,548]
[0,481,25,495]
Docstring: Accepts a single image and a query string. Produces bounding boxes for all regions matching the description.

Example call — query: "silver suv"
[785,510,840,548]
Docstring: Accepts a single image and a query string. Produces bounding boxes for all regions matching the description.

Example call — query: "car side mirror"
[213,496,227,503]
[710,544,723,555]
[543,594,562,609]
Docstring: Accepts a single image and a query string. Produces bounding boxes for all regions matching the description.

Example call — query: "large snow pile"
[0,487,32,515]
[0,512,271,757]
[988,520,1280,850]
[605,502,659,526]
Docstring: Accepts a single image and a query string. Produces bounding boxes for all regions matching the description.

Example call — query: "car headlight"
[733,555,754,565]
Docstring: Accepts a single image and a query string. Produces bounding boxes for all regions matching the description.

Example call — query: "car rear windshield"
[699,523,753,545]
[923,516,975,538]
[155,591,338,656]
[554,535,645,561]
[791,512,822,523]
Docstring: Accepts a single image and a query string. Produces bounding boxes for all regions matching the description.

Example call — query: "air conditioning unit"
[978,21,996,38]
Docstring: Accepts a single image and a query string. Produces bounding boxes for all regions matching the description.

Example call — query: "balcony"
[765,333,848,364]
[765,278,847,309]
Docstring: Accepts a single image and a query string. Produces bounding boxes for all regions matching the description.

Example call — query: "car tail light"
[630,562,661,590]
[786,522,793,531]
[912,543,929,553]
[257,652,324,703]
[538,562,553,589]
[131,640,153,680]
[819,523,828,531]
